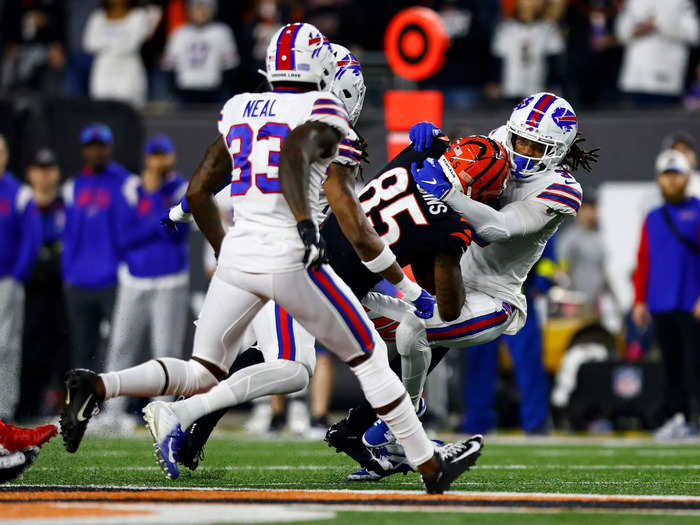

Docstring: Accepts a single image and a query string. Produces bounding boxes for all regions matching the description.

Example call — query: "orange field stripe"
[1,489,699,505]
[0,502,151,519]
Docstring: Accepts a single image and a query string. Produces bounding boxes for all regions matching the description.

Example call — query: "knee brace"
[157,358,218,397]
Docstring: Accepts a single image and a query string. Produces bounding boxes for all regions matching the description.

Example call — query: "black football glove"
[297,219,328,270]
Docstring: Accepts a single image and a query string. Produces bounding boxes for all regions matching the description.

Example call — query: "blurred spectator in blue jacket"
[62,123,130,370]
[18,148,69,420]
[633,149,700,439]
[0,135,41,419]
[461,237,555,434]
[99,134,190,429]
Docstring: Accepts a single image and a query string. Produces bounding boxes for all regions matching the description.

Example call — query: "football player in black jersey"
[173,135,510,476]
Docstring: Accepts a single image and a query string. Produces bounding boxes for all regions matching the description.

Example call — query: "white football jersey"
[217,90,350,273]
[163,22,239,90]
[461,163,582,334]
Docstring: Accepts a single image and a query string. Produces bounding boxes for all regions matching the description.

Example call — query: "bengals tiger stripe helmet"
[437,135,510,202]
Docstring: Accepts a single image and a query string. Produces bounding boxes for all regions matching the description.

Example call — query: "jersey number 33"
[226,122,291,195]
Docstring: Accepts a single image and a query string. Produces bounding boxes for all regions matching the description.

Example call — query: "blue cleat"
[142,401,186,480]
[362,398,427,448]
[347,446,413,481]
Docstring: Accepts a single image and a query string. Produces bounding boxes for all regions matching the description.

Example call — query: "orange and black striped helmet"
[438,135,510,202]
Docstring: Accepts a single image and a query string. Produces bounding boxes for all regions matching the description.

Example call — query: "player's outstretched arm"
[412,160,554,242]
[185,135,232,256]
[324,163,436,319]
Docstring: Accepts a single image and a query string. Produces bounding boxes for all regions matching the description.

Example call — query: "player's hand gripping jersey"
[217,91,350,273]
[322,140,473,300]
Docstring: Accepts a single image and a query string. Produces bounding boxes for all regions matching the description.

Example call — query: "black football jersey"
[322,140,472,299]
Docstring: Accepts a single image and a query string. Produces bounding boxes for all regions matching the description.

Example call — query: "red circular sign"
[384,7,449,81]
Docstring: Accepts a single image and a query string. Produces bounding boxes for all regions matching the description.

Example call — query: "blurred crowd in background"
[0,0,699,441]
[1,0,699,110]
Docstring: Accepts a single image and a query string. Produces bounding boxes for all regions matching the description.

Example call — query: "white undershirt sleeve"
[443,188,557,242]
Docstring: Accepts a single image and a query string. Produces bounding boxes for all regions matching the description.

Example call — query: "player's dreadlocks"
[563,133,599,173]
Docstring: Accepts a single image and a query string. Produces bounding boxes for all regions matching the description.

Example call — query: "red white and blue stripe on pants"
[426,303,513,343]
[274,304,296,360]
[307,267,374,353]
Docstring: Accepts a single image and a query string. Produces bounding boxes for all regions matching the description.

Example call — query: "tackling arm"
[185,136,232,256]
[442,191,554,242]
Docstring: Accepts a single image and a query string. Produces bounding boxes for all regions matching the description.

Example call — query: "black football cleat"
[325,417,377,469]
[421,434,484,494]
[178,408,227,471]
[60,369,101,453]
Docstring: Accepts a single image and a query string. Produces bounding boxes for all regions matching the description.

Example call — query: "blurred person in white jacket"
[83,0,161,108]
[162,0,239,105]
[615,0,699,105]
[492,0,565,100]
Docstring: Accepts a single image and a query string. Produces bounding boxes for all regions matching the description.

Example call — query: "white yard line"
[32,464,700,472]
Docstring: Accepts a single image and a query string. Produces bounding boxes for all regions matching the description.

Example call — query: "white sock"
[101,360,166,400]
[170,360,310,430]
[101,358,218,400]
[351,340,434,467]
[382,394,435,467]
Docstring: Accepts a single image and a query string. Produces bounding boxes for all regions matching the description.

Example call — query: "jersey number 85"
[359,167,428,245]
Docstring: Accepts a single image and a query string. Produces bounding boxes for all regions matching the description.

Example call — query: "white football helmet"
[329,44,366,126]
[263,23,335,90]
[505,92,578,178]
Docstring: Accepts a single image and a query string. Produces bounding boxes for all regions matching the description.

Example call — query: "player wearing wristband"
[60,25,480,495]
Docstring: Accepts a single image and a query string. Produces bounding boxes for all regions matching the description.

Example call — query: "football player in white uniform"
[166,43,373,470]
[60,24,482,494]
[334,92,598,479]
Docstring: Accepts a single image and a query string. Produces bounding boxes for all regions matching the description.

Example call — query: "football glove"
[411,289,436,320]
[297,219,328,270]
[409,122,443,152]
[161,199,192,235]
[411,159,452,200]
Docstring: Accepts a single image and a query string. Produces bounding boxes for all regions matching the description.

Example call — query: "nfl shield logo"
[613,366,642,399]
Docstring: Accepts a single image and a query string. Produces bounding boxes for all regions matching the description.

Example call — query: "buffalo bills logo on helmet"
[515,96,534,110]
[552,106,577,131]
[335,53,362,80]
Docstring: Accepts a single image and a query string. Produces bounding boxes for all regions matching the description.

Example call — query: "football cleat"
[0,419,57,452]
[325,417,376,469]
[347,446,413,481]
[421,434,484,495]
[60,369,101,453]
[362,398,427,449]
[143,401,185,480]
[178,408,227,472]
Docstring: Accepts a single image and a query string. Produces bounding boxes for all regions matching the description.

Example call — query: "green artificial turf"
[7,433,700,524]
[13,433,700,497]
